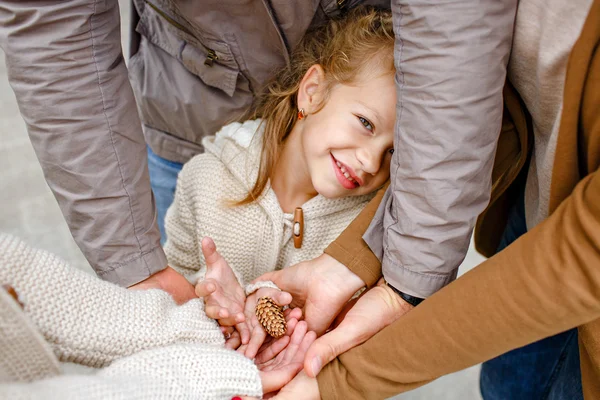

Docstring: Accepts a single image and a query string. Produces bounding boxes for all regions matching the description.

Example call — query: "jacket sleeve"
[324,184,388,288]
[359,0,517,298]
[0,0,166,287]
[318,165,600,399]
[0,344,262,400]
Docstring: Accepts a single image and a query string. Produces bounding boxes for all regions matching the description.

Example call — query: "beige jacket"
[0,0,514,295]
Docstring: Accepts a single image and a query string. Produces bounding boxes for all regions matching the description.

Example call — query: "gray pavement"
[0,1,484,398]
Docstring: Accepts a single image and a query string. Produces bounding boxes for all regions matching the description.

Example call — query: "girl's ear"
[297,65,326,113]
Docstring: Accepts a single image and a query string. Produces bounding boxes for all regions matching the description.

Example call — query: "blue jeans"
[147,146,183,245]
[479,186,583,400]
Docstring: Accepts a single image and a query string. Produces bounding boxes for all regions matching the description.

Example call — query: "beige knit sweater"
[0,234,263,399]
[164,119,375,285]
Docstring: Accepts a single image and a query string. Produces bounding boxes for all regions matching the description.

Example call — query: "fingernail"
[311,357,322,376]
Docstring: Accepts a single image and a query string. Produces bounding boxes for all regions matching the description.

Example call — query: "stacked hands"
[195,237,316,399]
[188,237,414,399]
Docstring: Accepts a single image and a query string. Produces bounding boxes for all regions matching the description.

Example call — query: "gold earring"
[297,108,307,120]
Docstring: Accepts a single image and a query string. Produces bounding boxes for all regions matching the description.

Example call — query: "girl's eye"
[388,148,395,155]
[358,116,374,131]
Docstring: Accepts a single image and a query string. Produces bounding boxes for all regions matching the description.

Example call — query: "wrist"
[322,253,365,293]
[383,279,424,308]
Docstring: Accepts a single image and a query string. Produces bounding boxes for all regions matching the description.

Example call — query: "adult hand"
[128,266,196,305]
[257,253,364,335]
[195,237,250,344]
[234,320,316,400]
[258,321,317,395]
[304,278,413,377]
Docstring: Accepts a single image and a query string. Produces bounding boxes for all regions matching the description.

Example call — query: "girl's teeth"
[335,159,355,183]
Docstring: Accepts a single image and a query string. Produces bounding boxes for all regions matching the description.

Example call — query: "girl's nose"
[357,147,383,176]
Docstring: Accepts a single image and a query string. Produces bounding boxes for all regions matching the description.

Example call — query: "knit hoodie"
[164,119,376,285]
[0,234,262,399]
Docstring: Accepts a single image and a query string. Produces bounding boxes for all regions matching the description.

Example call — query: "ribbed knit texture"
[245,281,280,296]
[164,119,375,286]
[0,288,60,383]
[0,234,262,399]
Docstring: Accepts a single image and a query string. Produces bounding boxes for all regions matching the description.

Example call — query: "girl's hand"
[257,321,317,395]
[270,371,320,399]
[195,237,250,344]
[240,287,296,359]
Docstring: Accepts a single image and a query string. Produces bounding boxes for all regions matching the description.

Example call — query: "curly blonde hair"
[238,6,395,205]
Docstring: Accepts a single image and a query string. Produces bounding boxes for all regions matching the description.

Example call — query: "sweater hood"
[201,119,264,193]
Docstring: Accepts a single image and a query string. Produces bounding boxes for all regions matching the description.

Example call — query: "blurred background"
[0,1,485,398]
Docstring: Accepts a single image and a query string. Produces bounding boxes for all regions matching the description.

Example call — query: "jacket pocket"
[136,1,240,97]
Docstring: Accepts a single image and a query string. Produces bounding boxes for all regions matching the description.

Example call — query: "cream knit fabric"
[0,234,262,399]
[164,119,375,286]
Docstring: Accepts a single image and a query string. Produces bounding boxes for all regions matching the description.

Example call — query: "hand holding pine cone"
[255,296,286,338]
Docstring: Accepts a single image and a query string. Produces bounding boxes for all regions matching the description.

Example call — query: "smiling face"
[291,64,396,199]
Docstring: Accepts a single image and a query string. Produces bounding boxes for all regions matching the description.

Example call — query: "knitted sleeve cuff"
[245,281,280,296]
[100,344,263,399]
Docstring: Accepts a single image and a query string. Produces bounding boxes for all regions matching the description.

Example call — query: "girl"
[164,6,396,355]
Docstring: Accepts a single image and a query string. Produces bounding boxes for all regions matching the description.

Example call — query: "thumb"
[303,321,362,378]
[201,237,222,267]
[253,269,280,284]
[303,299,340,336]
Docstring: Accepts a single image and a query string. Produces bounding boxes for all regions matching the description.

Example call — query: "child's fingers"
[237,343,248,355]
[274,290,292,306]
[245,324,267,359]
[281,321,307,365]
[293,330,317,364]
[255,335,291,365]
[225,330,242,350]
[205,304,228,320]
[195,278,218,298]
[217,311,243,326]
[259,363,304,394]
[201,237,225,268]
[256,288,292,307]
[285,307,302,322]
[221,325,235,336]
[236,320,251,345]
[284,318,298,337]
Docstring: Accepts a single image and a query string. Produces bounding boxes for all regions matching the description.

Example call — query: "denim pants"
[479,186,583,400]
[147,146,183,245]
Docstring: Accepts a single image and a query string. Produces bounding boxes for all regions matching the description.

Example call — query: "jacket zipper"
[144,0,218,66]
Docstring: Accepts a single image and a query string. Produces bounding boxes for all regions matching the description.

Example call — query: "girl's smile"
[330,153,360,190]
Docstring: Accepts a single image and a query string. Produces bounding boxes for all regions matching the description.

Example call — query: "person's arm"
[0,0,165,287]
[326,0,517,298]
[318,165,600,399]
[0,234,222,367]
[0,344,263,400]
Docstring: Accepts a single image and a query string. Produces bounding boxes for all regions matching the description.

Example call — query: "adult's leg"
[146,146,183,244]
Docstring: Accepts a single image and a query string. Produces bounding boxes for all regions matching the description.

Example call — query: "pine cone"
[255,296,287,338]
